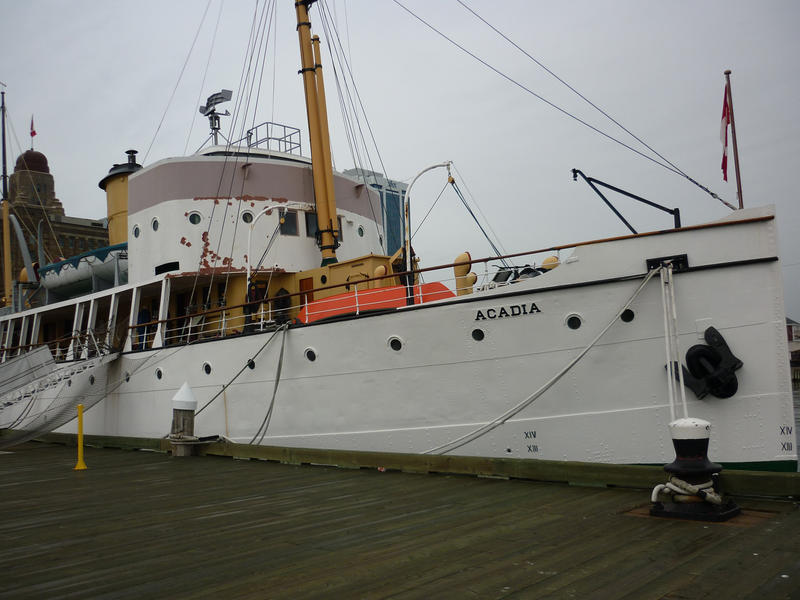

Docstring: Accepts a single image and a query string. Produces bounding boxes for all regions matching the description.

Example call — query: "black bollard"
[650,417,740,522]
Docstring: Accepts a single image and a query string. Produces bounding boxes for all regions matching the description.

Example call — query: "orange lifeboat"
[297,281,454,324]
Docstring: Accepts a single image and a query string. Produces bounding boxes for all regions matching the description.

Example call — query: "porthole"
[133,225,140,238]
[472,328,485,341]
[89,375,95,385]
[305,348,317,362]
[566,315,582,330]
[202,362,212,375]
[242,211,254,224]
[358,225,365,237]
[321,275,327,284]
[389,337,403,351]
[247,359,255,370]
[67,379,72,387]
[155,368,163,380]
[188,212,202,225]
[152,218,159,232]
[621,309,635,323]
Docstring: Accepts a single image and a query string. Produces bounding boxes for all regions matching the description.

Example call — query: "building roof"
[14,150,50,174]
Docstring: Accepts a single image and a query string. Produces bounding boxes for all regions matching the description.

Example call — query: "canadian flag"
[720,85,729,181]
[30,115,36,138]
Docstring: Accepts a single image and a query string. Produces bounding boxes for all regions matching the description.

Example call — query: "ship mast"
[294,0,339,266]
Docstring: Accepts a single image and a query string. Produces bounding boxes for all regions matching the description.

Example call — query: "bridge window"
[279,210,298,236]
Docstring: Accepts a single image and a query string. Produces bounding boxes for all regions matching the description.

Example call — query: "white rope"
[660,264,689,421]
[195,323,287,417]
[651,476,722,506]
[250,324,288,444]
[667,266,689,418]
[425,267,661,455]
[660,268,678,422]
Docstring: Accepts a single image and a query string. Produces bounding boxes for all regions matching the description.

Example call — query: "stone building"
[1,149,108,298]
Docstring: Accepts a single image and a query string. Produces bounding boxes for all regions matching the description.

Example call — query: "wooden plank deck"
[2,442,799,599]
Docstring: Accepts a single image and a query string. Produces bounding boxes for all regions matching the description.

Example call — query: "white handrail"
[403,162,452,280]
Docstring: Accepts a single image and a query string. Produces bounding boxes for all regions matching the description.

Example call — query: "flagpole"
[724,70,744,209]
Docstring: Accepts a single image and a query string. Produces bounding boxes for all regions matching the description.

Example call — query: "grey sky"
[2,1,799,316]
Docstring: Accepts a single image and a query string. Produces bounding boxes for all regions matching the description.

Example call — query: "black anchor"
[668,326,743,399]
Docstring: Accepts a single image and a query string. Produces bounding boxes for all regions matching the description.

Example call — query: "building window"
[279,210,298,236]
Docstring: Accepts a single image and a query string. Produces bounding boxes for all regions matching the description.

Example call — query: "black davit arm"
[572,169,681,234]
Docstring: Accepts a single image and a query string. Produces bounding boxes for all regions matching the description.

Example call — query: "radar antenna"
[199,89,232,146]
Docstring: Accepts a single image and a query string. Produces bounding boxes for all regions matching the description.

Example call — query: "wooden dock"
[2,442,799,599]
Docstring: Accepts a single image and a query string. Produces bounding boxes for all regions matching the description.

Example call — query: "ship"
[0,1,796,471]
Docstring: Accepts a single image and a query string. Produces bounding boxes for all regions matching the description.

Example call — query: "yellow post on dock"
[73,404,88,471]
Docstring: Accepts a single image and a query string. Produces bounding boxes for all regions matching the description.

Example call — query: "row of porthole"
[302,336,402,363]
[140,359,257,381]
[472,309,636,338]
[139,311,637,379]
[142,337,405,379]
[133,213,369,238]
[132,219,159,238]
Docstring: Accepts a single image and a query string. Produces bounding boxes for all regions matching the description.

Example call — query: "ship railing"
[120,242,581,351]
[0,325,114,364]
[234,121,302,155]
[1,248,563,359]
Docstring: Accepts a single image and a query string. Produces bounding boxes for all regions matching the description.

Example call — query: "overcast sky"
[2,1,799,316]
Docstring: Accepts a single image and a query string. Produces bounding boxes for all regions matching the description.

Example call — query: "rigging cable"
[424,265,662,455]
[188,0,269,310]
[450,179,510,268]
[319,3,390,180]
[392,0,735,211]
[222,0,277,301]
[184,0,225,156]
[270,0,278,124]
[317,2,384,244]
[451,163,508,256]
[410,180,449,241]
[144,0,213,163]
[213,0,274,304]
[252,222,282,274]
[251,0,277,132]
[456,0,734,211]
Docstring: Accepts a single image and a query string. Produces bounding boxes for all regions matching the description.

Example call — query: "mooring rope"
[249,324,288,445]
[424,266,662,455]
[651,476,722,506]
[195,323,288,417]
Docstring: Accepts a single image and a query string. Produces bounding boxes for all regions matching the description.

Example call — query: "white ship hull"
[6,206,794,470]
